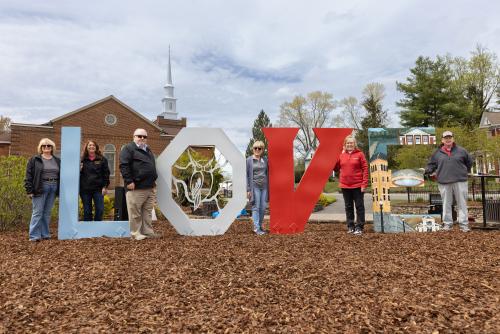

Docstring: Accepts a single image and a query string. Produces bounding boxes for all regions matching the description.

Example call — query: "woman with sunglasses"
[80,140,110,221]
[24,138,61,241]
[246,141,269,235]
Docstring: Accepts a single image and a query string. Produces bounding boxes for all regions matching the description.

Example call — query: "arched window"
[103,144,116,176]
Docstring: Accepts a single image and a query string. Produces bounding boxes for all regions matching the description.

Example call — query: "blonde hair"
[37,138,56,154]
[343,135,357,150]
[252,140,265,148]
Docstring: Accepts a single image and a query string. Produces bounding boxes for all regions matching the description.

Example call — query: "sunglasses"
[41,144,53,148]
[253,147,263,151]
[135,135,148,139]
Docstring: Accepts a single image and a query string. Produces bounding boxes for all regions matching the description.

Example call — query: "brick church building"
[6,51,186,189]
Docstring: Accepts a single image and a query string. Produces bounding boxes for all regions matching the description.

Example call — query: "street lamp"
[379,200,384,233]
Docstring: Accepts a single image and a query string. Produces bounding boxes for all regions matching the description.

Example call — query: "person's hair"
[343,135,358,150]
[37,138,56,154]
[133,128,147,137]
[82,140,102,159]
[252,140,265,149]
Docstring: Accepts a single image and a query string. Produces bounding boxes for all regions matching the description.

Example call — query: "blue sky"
[0,0,499,150]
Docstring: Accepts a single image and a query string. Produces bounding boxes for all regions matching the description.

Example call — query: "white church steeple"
[160,46,178,119]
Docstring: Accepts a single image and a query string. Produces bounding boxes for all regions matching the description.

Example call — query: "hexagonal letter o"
[156,128,247,236]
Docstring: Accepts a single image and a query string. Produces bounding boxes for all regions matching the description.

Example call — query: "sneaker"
[441,225,452,231]
[29,238,41,242]
[256,230,266,235]
[353,229,363,235]
[132,234,147,241]
[461,228,470,233]
[347,227,355,234]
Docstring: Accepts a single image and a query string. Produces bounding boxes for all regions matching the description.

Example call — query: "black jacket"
[24,155,61,196]
[80,155,110,193]
[119,142,157,189]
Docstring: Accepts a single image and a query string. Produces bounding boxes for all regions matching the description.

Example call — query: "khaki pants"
[126,188,156,239]
[438,181,469,231]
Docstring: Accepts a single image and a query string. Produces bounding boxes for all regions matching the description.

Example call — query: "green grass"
[322,181,371,194]
[323,181,340,193]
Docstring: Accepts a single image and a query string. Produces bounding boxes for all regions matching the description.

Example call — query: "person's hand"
[127,182,135,190]
[28,193,33,198]
[102,187,108,195]
[80,163,83,170]
[361,187,366,193]
[247,191,251,199]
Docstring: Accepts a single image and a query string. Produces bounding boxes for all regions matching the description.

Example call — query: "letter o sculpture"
[156,128,247,236]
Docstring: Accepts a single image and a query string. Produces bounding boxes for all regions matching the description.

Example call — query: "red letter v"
[263,128,352,234]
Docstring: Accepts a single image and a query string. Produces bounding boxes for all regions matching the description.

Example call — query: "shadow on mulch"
[0,220,498,333]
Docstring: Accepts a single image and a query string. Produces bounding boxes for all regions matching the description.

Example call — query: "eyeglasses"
[135,135,148,139]
[41,144,53,148]
[253,147,263,151]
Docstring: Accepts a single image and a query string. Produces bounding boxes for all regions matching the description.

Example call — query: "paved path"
[308,192,373,223]
[308,192,411,223]
[263,192,412,224]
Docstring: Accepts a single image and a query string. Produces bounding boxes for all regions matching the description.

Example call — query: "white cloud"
[0,0,499,151]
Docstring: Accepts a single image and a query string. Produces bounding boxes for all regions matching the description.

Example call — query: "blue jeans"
[80,191,104,221]
[29,183,57,240]
[252,187,267,233]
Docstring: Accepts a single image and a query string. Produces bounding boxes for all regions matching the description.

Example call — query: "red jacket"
[334,149,369,189]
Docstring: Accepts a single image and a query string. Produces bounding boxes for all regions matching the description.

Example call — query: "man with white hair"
[119,128,159,240]
[425,130,473,232]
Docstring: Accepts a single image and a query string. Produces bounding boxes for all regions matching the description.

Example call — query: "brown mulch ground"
[0,221,498,333]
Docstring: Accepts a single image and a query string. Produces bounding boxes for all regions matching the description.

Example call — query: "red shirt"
[334,149,369,189]
[441,144,454,157]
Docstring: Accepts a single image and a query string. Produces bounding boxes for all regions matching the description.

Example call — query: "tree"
[245,110,272,158]
[397,56,462,127]
[0,156,32,230]
[467,46,499,111]
[453,45,500,125]
[485,135,500,166]
[394,145,435,169]
[357,83,388,156]
[398,47,500,129]
[277,91,336,158]
[331,96,363,133]
[0,115,10,133]
[497,85,500,110]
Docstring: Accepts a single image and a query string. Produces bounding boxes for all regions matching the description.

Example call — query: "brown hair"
[82,140,103,159]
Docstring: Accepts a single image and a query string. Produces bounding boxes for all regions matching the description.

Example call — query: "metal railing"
[390,177,500,203]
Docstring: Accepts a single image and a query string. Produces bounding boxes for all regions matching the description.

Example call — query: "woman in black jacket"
[80,140,110,221]
[25,138,60,241]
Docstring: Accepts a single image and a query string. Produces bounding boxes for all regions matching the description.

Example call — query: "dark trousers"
[80,191,104,221]
[341,188,365,230]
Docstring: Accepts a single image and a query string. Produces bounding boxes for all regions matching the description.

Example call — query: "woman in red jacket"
[334,136,369,235]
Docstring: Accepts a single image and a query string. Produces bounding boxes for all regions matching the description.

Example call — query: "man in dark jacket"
[425,131,473,232]
[119,128,159,240]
